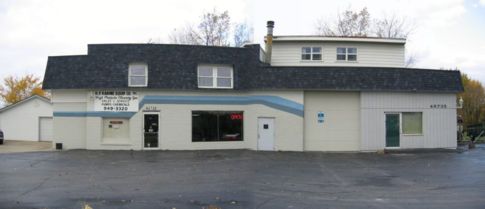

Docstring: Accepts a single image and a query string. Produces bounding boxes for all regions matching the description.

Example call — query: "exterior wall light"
[458,97,464,109]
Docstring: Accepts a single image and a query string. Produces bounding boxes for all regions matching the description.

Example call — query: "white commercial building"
[0,95,53,141]
[43,21,463,151]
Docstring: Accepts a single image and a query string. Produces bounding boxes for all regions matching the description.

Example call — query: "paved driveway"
[0,147,484,209]
[0,140,53,153]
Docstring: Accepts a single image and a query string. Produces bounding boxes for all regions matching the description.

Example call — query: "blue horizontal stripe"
[53,111,135,118]
[54,95,304,118]
[140,95,303,116]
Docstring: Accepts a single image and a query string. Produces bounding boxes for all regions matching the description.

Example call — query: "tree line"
[459,74,485,127]
[166,8,417,67]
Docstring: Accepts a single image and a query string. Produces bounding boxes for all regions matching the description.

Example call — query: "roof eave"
[0,95,51,113]
[272,36,406,44]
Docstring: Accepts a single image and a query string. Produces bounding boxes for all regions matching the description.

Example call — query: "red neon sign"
[230,114,243,120]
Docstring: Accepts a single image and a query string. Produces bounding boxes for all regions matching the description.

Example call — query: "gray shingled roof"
[43,44,463,92]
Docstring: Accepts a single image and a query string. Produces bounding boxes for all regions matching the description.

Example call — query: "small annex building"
[42,21,463,151]
[0,95,53,141]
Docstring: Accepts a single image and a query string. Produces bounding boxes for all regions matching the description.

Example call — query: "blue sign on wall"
[317,112,325,123]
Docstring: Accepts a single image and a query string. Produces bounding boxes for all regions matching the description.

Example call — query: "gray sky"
[1,0,484,84]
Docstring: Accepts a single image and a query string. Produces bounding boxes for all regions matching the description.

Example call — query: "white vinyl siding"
[198,65,233,89]
[360,92,457,151]
[51,89,304,151]
[0,97,52,141]
[304,91,360,151]
[128,64,148,87]
[271,42,405,67]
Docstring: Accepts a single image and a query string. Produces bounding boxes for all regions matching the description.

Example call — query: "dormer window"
[198,65,233,89]
[128,63,148,87]
[301,47,322,61]
[337,47,358,61]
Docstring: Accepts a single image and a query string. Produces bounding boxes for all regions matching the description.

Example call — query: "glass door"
[144,114,159,148]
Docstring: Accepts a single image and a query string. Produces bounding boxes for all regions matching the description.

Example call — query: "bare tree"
[198,9,231,46]
[169,9,231,46]
[316,7,370,37]
[316,7,417,67]
[373,14,414,39]
[233,23,253,47]
[168,25,201,45]
[316,7,414,39]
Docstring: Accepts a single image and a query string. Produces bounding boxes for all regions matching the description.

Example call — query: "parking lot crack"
[16,176,52,200]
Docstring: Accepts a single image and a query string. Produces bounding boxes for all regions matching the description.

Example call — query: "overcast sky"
[0,0,484,84]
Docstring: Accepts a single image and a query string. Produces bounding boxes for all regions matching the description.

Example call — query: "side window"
[337,48,346,60]
[312,47,322,60]
[128,63,148,87]
[301,47,322,61]
[301,47,312,60]
[347,48,357,61]
[402,112,423,135]
[197,66,214,87]
[197,65,233,89]
[336,47,357,61]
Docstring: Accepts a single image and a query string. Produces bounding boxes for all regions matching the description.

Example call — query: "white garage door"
[39,117,53,141]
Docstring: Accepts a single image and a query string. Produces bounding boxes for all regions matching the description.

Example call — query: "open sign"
[230,114,243,120]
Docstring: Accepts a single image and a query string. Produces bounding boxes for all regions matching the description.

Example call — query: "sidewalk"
[0,140,53,153]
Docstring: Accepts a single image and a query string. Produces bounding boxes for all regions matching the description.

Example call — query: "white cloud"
[1,0,484,86]
[0,0,247,79]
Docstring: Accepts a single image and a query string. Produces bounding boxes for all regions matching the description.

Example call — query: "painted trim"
[53,111,135,118]
[273,36,406,44]
[54,95,304,118]
[140,95,304,116]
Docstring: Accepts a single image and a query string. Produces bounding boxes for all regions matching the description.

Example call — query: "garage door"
[39,117,53,141]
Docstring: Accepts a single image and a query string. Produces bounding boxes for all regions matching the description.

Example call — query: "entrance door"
[144,114,159,148]
[258,118,275,151]
[385,114,400,147]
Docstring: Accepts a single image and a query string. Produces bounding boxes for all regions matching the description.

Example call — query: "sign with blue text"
[317,112,325,124]
[94,91,139,112]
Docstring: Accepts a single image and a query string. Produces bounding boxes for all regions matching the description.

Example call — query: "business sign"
[317,111,325,124]
[94,91,139,112]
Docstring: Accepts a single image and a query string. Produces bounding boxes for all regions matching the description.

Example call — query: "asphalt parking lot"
[1,147,484,209]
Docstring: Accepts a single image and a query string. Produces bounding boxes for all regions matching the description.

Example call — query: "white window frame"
[197,65,233,89]
[128,63,148,87]
[336,47,358,62]
[301,47,322,61]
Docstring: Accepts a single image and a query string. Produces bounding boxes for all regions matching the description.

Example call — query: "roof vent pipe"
[265,20,274,64]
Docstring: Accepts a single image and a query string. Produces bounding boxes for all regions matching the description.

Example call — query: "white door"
[39,117,53,141]
[258,118,275,151]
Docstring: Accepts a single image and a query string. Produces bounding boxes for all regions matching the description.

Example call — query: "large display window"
[192,111,243,142]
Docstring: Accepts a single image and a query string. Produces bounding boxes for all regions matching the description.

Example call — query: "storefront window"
[192,111,243,142]
[402,112,423,135]
[102,118,130,143]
